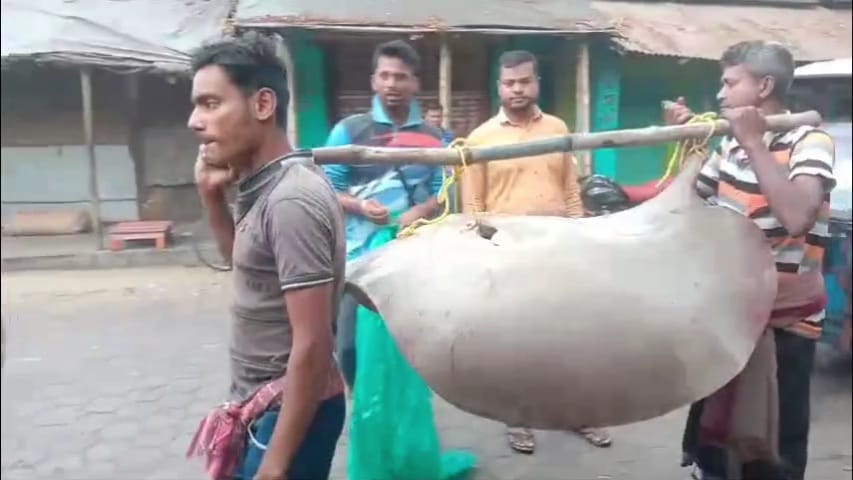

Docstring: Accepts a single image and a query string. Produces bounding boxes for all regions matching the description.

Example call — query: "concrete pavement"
[2,267,851,480]
[1,232,220,272]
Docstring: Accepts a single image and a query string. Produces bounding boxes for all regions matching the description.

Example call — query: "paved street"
[1,266,851,480]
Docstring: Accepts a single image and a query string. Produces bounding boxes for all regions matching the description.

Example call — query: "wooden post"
[273,34,299,147]
[575,41,591,177]
[80,68,103,250]
[125,74,144,221]
[438,36,458,210]
[439,37,452,131]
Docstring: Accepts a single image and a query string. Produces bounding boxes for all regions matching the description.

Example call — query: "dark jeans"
[335,293,359,389]
[682,329,816,480]
[775,329,815,480]
[236,394,346,480]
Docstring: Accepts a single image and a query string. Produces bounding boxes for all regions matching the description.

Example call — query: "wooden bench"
[108,221,173,251]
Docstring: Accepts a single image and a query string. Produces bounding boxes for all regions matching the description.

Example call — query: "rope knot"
[396,137,470,239]
[657,112,718,187]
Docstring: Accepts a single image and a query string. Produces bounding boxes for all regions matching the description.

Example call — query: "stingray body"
[345,155,778,430]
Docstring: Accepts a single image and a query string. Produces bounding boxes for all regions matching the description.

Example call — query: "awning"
[795,58,853,78]
[0,0,232,73]
[594,1,852,62]
[233,0,612,34]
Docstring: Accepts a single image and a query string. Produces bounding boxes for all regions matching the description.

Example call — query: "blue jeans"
[335,293,359,389]
[236,394,346,480]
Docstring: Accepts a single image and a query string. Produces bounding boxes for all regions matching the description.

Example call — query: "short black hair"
[190,32,289,127]
[499,50,538,75]
[372,40,421,76]
[423,100,443,112]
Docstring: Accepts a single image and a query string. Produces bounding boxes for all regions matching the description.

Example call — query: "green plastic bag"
[348,224,477,480]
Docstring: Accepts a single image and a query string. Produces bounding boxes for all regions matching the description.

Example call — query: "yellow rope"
[657,112,718,187]
[397,138,471,238]
[397,114,718,238]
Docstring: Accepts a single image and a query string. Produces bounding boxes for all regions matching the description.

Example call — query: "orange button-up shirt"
[460,108,583,218]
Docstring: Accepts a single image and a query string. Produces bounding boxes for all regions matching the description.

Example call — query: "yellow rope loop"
[396,138,471,239]
[657,112,718,187]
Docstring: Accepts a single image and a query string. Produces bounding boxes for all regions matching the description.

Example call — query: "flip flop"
[576,427,613,448]
[506,427,535,454]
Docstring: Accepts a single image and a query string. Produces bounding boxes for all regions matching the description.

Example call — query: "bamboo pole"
[80,68,104,250]
[312,110,821,166]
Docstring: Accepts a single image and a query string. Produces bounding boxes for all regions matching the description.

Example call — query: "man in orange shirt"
[460,50,611,454]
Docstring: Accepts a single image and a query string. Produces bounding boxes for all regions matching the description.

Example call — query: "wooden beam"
[273,34,299,146]
[575,41,591,176]
[439,37,453,131]
[80,68,103,250]
[313,111,821,166]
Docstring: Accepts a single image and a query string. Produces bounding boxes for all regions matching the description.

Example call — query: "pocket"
[238,410,279,479]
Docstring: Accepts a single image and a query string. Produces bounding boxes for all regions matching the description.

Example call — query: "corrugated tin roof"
[0,0,232,72]
[233,0,612,33]
[594,1,852,61]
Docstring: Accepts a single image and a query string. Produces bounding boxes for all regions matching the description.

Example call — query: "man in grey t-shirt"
[188,33,345,480]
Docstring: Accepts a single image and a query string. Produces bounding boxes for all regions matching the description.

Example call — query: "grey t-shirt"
[229,151,346,402]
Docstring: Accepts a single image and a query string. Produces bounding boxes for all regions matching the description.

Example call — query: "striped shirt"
[697,124,836,339]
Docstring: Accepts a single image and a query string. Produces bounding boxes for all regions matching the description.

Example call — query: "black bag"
[581,175,631,216]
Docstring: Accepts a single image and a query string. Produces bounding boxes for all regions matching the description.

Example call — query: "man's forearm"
[566,194,584,218]
[564,180,584,218]
[744,143,820,235]
[337,193,362,215]
[264,343,330,471]
[460,166,486,214]
[416,197,441,217]
[564,165,584,218]
[200,190,235,263]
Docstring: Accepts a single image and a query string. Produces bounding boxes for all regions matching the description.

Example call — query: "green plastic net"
[348,224,478,480]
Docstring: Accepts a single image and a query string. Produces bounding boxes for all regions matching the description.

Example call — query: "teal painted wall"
[291,35,330,148]
[590,49,720,184]
[591,43,622,179]
[614,55,720,184]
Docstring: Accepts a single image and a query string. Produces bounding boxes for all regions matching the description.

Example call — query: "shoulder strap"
[393,165,418,208]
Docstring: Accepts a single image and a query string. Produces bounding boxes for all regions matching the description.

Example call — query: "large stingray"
[344,153,778,430]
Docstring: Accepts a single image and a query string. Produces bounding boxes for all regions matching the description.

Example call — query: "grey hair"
[720,40,795,99]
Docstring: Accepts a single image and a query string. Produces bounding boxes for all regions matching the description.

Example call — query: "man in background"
[423,100,455,146]
[461,49,612,455]
[322,39,445,389]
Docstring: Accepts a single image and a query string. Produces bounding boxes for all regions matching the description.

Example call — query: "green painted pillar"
[292,35,329,148]
[590,43,622,179]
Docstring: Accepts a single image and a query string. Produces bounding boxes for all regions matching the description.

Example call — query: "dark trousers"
[236,394,346,480]
[775,329,816,480]
[682,329,816,480]
[335,293,359,389]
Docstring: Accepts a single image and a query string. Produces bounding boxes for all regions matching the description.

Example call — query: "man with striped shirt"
[670,41,835,480]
